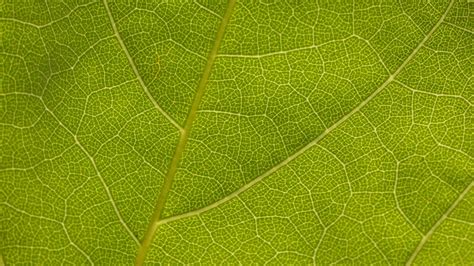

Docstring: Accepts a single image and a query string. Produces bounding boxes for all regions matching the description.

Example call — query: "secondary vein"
[103,0,183,132]
[405,181,473,265]
[134,0,237,265]
[156,0,455,227]
[27,92,141,246]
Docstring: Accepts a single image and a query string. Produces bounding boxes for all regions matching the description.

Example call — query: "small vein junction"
[103,0,184,132]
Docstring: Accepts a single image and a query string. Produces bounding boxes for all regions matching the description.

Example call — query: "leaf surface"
[1,0,473,265]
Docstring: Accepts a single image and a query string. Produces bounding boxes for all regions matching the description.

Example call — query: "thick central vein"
[134,0,237,265]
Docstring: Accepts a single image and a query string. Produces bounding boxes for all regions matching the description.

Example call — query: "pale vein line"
[0,1,97,29]
[102,0,184,132]
[443,21,474,34]
[2,203,94,264]
[394,80,473,106]
[73,135,141,247]
[134,0,237,265]
[193,0,223,19]
[217,36,357,59]
[6,92,141,246]
[405,181,473,265]
[157,0,456,227]
[168,39,207,60]
[62,224,94,265]
[218,44,322,59]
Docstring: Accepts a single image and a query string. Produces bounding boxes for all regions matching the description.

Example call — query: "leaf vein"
[134,0,237,264]
[102,0,183,131]
[405,181,473,265]
[156,0,456,229]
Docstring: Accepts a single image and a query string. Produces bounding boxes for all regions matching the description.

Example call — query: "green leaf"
[1,0,473,265]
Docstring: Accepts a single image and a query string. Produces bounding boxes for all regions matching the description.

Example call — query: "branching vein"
[102,0,183,131]
[156,0,456,228]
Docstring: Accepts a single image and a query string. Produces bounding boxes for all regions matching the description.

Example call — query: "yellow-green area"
[1,0,472,264]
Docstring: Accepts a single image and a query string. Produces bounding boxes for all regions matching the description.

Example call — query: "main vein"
[134,0,237,265]
[103,0,183,131]
[156,0,455,227]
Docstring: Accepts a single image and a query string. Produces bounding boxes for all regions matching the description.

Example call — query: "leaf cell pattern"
[1,0,473,265]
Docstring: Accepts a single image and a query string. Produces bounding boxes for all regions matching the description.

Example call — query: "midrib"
[134,0,237,265]
[134,0,455,263]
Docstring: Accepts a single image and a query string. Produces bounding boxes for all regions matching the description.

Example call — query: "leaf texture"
[1,0,473,265]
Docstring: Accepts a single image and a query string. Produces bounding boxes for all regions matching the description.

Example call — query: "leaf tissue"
[1,0,473,265]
